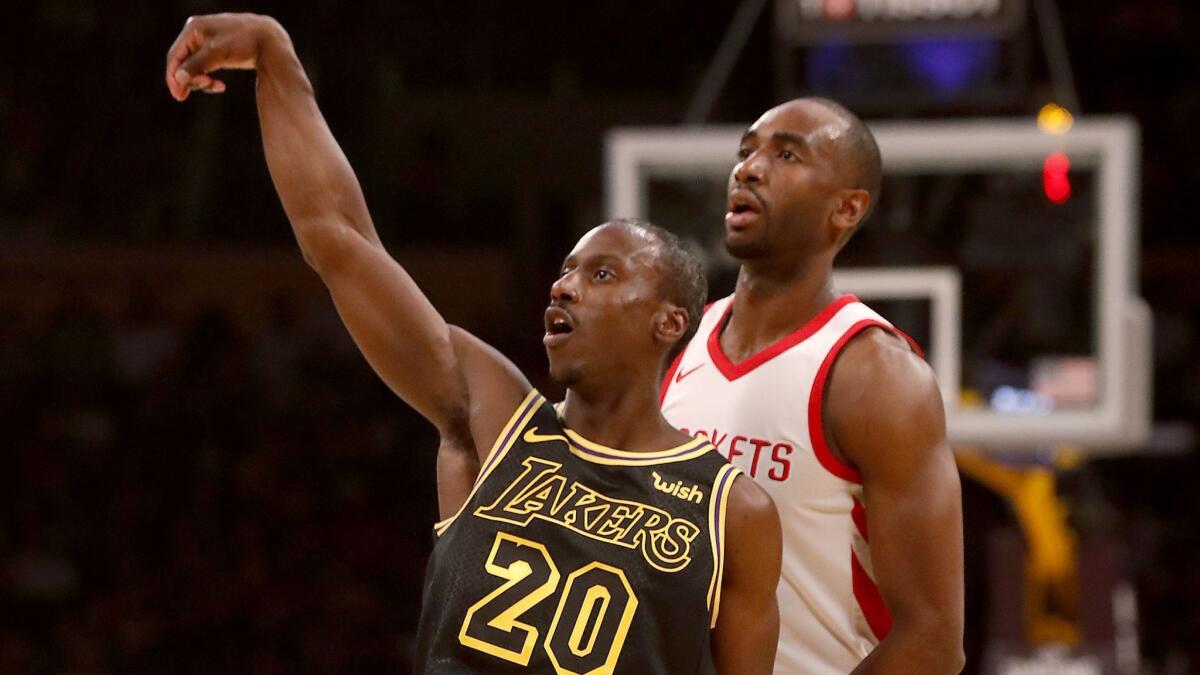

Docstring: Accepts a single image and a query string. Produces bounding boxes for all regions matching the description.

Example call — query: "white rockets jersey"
[661,294,919,674]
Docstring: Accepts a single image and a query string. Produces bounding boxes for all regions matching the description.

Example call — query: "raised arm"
[164,14,529,460]
[828,329,965,675]
[711,477,782,675]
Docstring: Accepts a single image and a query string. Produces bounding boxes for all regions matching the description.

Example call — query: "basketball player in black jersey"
[165,13,782,674]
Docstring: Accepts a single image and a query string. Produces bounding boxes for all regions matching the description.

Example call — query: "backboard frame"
[605,117,1149,453]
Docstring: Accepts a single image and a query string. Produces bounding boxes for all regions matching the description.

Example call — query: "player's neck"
[559,382,686,453]
[722,254,838,362]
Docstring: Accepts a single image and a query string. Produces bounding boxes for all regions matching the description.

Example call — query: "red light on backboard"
[1043,151,1070,204]
[823,0,856,20]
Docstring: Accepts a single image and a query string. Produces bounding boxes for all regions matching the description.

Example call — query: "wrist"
[251,15,292,67]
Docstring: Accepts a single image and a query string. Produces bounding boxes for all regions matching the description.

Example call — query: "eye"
[737,147,751,160]
[593,268,613,281]
[779,148,797,161]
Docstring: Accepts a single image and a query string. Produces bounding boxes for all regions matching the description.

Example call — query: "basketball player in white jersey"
[661,99,965,674]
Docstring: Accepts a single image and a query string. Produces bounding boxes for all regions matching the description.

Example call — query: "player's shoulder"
[725,472,779,531]
[720,473,782,590]
[835,324,936,396]
[826,324,943,444]
[827,324,947,468]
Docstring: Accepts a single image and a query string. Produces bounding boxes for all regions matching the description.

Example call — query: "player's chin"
[724,218,771,259]
[546,357,583,388]
[723,231,770,260]
[545,342,580,382]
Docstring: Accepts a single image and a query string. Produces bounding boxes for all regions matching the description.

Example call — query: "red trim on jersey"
[707,294,858,381]
[807,317,927,483]
[660,301,717,404]
[852,550,893,640]
[806,318,886,483]
[851,497,869,542]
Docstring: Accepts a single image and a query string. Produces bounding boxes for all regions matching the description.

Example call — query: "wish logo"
[651,471,704,504]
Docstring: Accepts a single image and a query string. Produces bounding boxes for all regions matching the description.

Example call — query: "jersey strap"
[706,463,743,628]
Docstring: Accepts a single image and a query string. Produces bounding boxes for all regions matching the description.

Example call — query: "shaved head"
[796,97,882,220]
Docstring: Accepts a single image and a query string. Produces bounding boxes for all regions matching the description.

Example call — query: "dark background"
[1,0,1198,672]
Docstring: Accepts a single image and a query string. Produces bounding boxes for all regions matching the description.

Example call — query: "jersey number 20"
[458,532,639,674]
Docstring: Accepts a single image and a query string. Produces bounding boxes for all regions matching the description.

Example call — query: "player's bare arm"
[712,477,783,675]
[827,328,966,674]
[436,327,531,518]
[164,14,529,482]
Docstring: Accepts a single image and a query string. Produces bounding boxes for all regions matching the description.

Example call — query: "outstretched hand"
[165,13,275,101]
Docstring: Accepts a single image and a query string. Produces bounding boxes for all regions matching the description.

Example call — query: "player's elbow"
[294,216,364,275]
[940,644,967,674]
[950,645,967,673]
[887,608,964,673]
[932,632,967,674]
[914,616,966,673]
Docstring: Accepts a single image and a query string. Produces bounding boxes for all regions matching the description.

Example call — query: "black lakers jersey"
[415,390,742,674]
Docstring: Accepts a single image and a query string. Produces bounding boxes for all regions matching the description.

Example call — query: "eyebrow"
[739,130,809,149]
[560,252,626,269]
[589,253,625,268]
[772,131,808,148]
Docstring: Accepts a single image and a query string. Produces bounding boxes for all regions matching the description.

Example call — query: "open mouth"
[727,189,762,215]
[544,306,576,346]
[726,189,763,229]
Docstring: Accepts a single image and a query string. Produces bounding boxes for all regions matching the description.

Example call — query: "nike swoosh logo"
[523,427,569,445]
[675,363,705,383]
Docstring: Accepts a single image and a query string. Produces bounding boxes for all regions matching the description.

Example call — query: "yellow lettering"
[474,457,700,572]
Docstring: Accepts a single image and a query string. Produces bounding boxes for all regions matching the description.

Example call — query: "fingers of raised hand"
[167,17,233,100]
[180,71,227,95]
[166,19,209,100]
[166,14,260,100]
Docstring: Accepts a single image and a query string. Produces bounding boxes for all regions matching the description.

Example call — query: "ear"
[652,303,689,348]
[830,188,870,247]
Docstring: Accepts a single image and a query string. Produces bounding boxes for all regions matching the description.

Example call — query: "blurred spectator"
[0,297,438,673]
